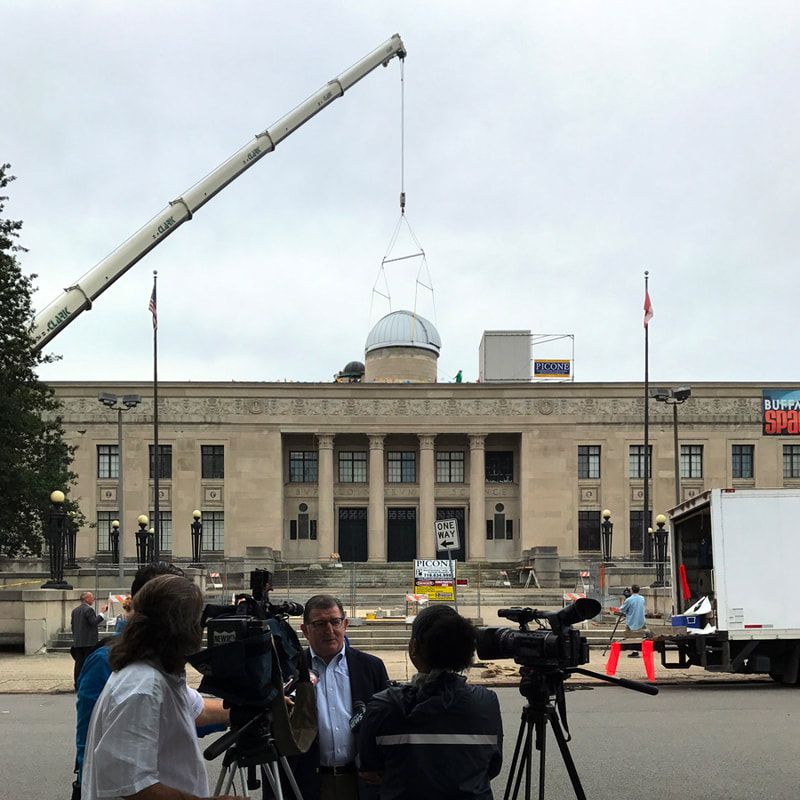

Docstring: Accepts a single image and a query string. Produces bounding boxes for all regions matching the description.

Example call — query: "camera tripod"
[205,708,303,800]
[504,665,658,800]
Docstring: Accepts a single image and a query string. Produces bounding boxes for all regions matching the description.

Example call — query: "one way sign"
[434,518,460,551]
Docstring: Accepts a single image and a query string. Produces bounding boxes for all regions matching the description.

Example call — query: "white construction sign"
[435,518,460,551]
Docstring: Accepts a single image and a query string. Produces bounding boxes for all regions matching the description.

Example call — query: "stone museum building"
[49,314,800,569]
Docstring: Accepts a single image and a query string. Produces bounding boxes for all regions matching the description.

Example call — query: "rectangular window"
[388,451,416,483]
[436,451,465,483]
[680,445,703,479]
[201,445,225,479]
[578,446,601,479]
[338,451,367,483]
[732,445,754,479]
[291,515,318,540]
[783,445,800,479]
[149,510,173,551]
[149,444,172,480]
[486,519,494,540]
[578,510,601,551]
[628,445,653,479]
[96,511,118,552]
[97,445,119,479]
[203,511,225,550]
[290,451,318,483]
[485,451,513,483]
[629,510,646,552]
[506,519,513,540]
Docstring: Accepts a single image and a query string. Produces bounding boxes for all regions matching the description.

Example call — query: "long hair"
[411,605,475,672]
[109,574,203,674]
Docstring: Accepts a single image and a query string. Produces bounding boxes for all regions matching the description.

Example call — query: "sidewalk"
[0,646,769,694]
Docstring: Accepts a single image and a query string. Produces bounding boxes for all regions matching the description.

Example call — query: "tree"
[0,163,83,558]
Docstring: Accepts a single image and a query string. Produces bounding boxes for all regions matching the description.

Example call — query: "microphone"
[349,700,367,732]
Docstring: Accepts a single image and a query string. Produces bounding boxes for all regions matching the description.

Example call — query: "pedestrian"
[70,592,108,689]
[289,594,390,800]
[73,563,228,800]
[358,604,503,800]
[619,584,649,657]
[114,596,132,632]
[81,574,244,800]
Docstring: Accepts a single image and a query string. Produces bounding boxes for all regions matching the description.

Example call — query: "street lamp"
[42,490,73,589]
[110,520,120,566]
[98,392,142,583]
[651,385,692,507]
[652,514,669,586]
[600,509,614,563]
[64,508,79,569]
[190,510,204,567]
[135,514,150,568]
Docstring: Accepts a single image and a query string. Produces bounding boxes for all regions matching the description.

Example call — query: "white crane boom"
[31,34,406,351]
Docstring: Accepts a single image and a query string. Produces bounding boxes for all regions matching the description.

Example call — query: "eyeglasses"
[306,617,346,630]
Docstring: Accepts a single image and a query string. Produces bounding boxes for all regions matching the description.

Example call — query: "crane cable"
[369,57,436,342]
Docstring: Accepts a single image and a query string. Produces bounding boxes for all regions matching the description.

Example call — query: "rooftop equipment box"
[479,330,531,383]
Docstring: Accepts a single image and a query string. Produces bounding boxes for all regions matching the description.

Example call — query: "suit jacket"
[288,645,390,800]
[71,603,105,648]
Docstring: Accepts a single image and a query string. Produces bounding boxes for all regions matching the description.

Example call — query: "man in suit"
[70,592,107,689]
[291,594,389,800]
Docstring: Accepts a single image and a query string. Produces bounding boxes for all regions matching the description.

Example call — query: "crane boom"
[31,34,406,351]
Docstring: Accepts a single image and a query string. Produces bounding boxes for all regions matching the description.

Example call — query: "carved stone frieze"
[56,392,764,424]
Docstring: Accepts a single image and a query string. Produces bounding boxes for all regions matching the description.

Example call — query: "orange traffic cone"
[606,642,621,676]
[642,640,656,681]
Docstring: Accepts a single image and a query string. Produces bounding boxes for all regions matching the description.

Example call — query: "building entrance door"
[436,507,466,561]
[338,507,368,562]
[387,507,417,562]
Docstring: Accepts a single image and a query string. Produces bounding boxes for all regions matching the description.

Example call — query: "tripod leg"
[278,755,305,800]
[545,706,587,800]
[260,762,284,800]
[504,711,534,800]
[603,616,623,656]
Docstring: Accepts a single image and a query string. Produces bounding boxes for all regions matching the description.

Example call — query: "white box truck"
[663,487,800,684]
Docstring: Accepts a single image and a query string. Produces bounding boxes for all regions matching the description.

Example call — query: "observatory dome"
[364,310,440,383]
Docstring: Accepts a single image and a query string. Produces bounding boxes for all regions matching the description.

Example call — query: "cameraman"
[619,584,649,657]
[357,605,503,800]
[81,574,244,800]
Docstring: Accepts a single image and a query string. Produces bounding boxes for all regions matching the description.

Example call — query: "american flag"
[149,285,157,330]
[643,289,653,328]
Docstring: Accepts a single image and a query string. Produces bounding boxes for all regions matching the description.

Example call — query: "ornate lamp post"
[148,528,156,563]
[600,509,614,563]
[110,519,120,566]
[42,490,73,589]
[135,514,150,568]
[190,510,204,567]
[653,514,669,586]
[63,508,79,569]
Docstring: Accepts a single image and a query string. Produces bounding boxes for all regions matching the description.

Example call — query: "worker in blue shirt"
[618,584,648,657]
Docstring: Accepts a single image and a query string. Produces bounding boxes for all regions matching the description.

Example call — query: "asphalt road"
[2,684,798,800]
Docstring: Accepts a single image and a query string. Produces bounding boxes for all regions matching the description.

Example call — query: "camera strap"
[269,644,318,756]
[555,680,572,742]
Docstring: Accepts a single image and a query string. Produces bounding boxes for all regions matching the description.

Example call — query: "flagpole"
[643,270,651,564]
[151,271,160,563]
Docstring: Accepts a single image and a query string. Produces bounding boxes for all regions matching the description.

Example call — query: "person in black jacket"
[289,594,389,800]
[358,605,503,800]
[70,592,108,689]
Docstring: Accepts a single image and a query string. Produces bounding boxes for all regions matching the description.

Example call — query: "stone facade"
[50,380,798,567]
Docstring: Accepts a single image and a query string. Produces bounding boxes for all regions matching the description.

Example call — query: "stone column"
[368,434,386,562]
[418,434,436,559]
[469,434,487,561]
[316,434,335,561]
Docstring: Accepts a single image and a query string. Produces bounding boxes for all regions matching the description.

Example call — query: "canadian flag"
[643,289,653,328]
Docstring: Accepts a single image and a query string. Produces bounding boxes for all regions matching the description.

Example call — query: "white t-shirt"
[82,660,207,800]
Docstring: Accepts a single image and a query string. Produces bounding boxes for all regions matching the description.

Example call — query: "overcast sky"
[4,1,799,386]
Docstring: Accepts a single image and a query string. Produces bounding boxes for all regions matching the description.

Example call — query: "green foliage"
[0,163,82,557]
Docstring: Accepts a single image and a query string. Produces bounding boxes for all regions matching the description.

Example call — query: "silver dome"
[365,310,441,356]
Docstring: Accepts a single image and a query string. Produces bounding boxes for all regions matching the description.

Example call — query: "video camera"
[188,569,304,709]
[475,598,601,671]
